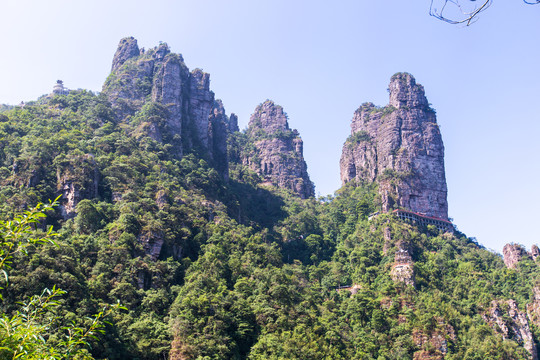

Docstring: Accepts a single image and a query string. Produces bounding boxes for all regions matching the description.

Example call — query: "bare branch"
[430,0,492,26]
[430,0,540,25]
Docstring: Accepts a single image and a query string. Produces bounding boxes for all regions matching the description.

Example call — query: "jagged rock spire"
[102,37,237,178]
[340,73,448,219]
[388,72,429,109]
[248,99,290,133]
[502,243,540,269]
[111,37,140,72]
[244,100,314,199]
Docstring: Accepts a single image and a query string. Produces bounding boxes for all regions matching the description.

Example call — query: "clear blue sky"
[1,0,539,253]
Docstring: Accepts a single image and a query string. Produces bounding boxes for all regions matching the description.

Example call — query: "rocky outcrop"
[138,231,164,261]
[150,46,189,141]
[185,69,213,150]
[228,113,239,133]
[243,100,314,199]
[390,241,415,286]
[484,300,538,359]
[340,73,448,220]
[56,154,99,219]
[502,243,540,270]
[103,37,236,175]
[412,322,456,360]
[531,245,540,262]
[111,37,140,72]
[208,100,232,179]
[503,244,528,269]
[527,285,540,328]
[104,40,159,118]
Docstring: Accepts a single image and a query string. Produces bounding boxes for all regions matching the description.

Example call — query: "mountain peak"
[111,36,140,72]
[248,99,290,133]
[340,73,448,219]
[102,37,237,177]
[388,72,429,109]
[243,100,314,199]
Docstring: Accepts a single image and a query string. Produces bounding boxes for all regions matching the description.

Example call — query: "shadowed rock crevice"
[484,299,538,360]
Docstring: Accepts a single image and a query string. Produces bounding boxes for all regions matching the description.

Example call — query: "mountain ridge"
[0,37,539,360]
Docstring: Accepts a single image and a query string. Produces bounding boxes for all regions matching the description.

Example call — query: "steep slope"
[3,43,540,360]
[340,73,448,220]
[241,100,314,199]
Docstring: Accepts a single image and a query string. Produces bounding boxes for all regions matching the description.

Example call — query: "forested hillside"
[1,39,540,360]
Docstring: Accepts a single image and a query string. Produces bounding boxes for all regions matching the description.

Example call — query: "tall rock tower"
[102,37,236,176]
[340,73,448,219]
[243,100,314,199]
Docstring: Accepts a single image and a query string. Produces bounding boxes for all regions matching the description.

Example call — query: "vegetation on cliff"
[1,43,540,359]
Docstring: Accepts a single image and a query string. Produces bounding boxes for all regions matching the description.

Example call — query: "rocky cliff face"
[208,100,234,180]
[243,100,314,199]
[527,285,540,328]
[484,300,538,359]
[102,37,236,174]
[340,73,448,220]
[503,244,529,269]
[56,154,99,219]
[502,243,539,269]
[111,37,141,73]
[390,242,415,286]
[532,245,540,261]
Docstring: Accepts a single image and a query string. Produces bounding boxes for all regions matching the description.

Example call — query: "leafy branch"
[60,302,127,358]
[0,197,60,299]
[0,199,127,359]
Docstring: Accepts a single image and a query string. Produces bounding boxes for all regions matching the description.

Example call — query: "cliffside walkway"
[369,209,454,233]
[393,209,454,233]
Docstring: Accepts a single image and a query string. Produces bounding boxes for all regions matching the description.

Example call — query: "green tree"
[0,200,124,359]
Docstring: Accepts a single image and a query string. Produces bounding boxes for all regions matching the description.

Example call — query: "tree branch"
[430,0,492,26]
[430,0,539,25]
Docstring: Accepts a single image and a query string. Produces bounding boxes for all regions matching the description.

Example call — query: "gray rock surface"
[186,69,213,150]
[208,99,231,180]
[138,231,164,261]
[56,154,99,219]
[390,242,415,286]
[503,243,530,269]
[111,37,140,72]
[228,113,239,133]
[103,37,236,176]
[531,245,540,262]
[340,73,448,220]
[243,100,314,199]
[484,299,538,360]
[150,46,187,140]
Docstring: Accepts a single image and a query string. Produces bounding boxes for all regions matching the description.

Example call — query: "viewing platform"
[393,209,454,233]
[369,209,454,233]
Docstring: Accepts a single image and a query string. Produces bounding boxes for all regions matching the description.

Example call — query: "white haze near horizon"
[1,0,539,254]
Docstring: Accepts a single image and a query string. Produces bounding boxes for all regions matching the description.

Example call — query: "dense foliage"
[0,200,125,359]
[0,91,539,359]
